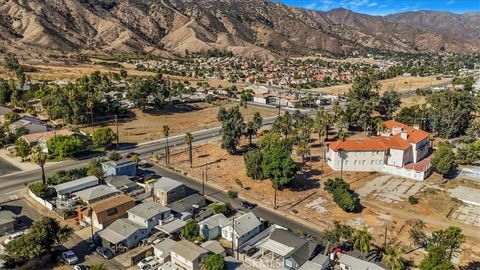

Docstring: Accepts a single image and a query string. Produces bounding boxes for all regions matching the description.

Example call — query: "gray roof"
[105,175,137,190]
[74,185,119,202]
[127,202,170,220]
[232,212,261,237]
[153,177,184,193]
[167,194,206,214]
[170,240,208,262]
[53,176,99,194]
[338,253,386,270]
[98,218,143,244]
[153,238,177,254]
[201,240,225,255]
[198,213,230,230]
[0,210,16,225]
[102,158,135,168]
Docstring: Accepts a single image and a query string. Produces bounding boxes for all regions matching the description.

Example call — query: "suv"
[96,246,114,260]
[240,200,256,209]
[137,256,155,270]
[61,250,78,265]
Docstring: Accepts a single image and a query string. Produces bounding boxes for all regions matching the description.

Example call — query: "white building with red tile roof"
[326,121,433,180]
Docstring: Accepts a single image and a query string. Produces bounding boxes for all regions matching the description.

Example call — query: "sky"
[274,0,480,15]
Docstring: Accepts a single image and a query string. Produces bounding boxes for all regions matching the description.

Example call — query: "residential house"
[257,229,320,270]
[298,253,330,270]
[80,194,135,230]
[20,130,75,153]
[326,120,432,180]
[74,185,120,204]
[201,240,226,256]
[222,212,262,247]
[0,210,17,235]
[53,176,99,197]
[153,177,187,206]
[97,218,147,251]
[153,238,177,264]
[127,202,172,235]
[167,194,206,215]
[170,240,209,270]
[9,116,49,134]
[105,175,145,198]
[337,253,385,270]
[102,158,137,177]
[198,213,230,240]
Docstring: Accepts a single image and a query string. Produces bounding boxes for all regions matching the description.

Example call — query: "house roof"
[74,185,120,202]
[328,138,390,152]
[170,240,208,262]
[53,176,99,194]
[0,210,16,225]
[153,238,177,254]
[21,130,75,144]
[153,177,184,193]
[84,194,134,214]
[198,213,230,230]
[98,219,142,244]
[167,194,206,214]
[127,202,170,220]
[338,253,385,270]
[105,175,138,190]
[232,212,261,238]
[384,120,430,144]
[102,158,135,168]
[201,240,225,255]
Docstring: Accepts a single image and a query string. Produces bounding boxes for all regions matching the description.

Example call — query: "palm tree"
[31,145,48,185]
[272,111,292,137]
[374,118,386,136]
[336,129,348,141]
[245,120,257,145]
[382,244,406,270]
[353,228,373,258]
[296,140,311,166]
[184,132,193,168]
[163,125,170,165]
[86,97,95,134]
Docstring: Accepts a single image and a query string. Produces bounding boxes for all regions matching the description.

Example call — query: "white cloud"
[446,0,455,5]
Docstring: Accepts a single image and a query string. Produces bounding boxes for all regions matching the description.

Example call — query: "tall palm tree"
[296,140,311,166]
[86,97,95,134]
[374,118,386,136]
[31,145,48,185]
[382,244,406,270]
[163,125,170,165]
[272,111,292,137]
[245,120,257,146]
[184,132,193,168]
[353,228,373,258]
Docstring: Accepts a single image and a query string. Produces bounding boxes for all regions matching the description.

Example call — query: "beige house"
[153,177,187,206]
[171,240,209,270]
[80,194,135,230]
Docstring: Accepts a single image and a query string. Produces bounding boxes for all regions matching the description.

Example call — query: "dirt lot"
[82,101,277,143]
[154,133,480,267]
[310,76,451,95]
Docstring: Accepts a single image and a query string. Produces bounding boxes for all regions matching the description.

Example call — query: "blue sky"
[274,0,479,15]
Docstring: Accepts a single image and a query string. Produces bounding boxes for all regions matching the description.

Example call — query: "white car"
[61,250,78,265]
[4,231,26,244]
[137,256,156,270]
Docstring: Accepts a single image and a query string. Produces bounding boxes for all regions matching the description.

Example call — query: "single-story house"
[74,185,120,204]
[153,177,187,206]
[298,253,330,270]
[201,240,226,256]
[199,213,230,240]
[167,194,206,215]
[53,176,99,197]
[171,240,209,270]
[338,253,386,270]
[222,212,262,247]
[20,130,75,153]
[153,238,177,264]
[0,210,17,235]
[98,218,147,252]
[9,116,49,134]
[81,194,135,230]
[105,175,144,196]
[102,158,137,177]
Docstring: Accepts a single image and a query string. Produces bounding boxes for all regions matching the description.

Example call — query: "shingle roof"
[98,218,142,244]
[167,194,206,213]
[232,212,261,237]
[105,175,137,190]
[84,194,134,214]
[21,130,74,144]
[127,202,170,220]
[170,240,208,262]
[153,177,184,192]
[201,240,225,254]
[198,213,229,230]
[74,185,120,202]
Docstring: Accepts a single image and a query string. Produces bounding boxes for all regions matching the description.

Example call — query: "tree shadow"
[460,262,480,270]
[285,171,321,192]
[143,103,205,116]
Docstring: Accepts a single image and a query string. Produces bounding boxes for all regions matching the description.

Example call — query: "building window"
[106,208,118,216]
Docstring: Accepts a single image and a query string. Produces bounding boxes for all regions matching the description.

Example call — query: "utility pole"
[114,114,119,150]
[202,171,205,196]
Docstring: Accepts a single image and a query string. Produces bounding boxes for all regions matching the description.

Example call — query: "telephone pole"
[114,114,119,150]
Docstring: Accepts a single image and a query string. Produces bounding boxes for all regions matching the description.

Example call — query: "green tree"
[30,145,48,185]
[378,90,401,119]
[184,132,193,168]
[381,244,406,270]
[93,127,116,149]
[217,106,245,154]
[87,158,105,179]
[345,73,380,132]
[419,246,454,270]
[181,220,199,241]
[353,228,373,258]
[203,254,225,270]
[15,138,30,162]
[406,219,427,247]
[128,74,170,111]
[258,131,292,152]
[47,135,86,159]
[4,53,19,71]
[272,111,293,137]
[314,108,333,141]
[119,68,128,79]
[428,226,465,260]
[456,141,480,165]
[1,217,73,268]
[244,149,263,180]
[323,221,353,253]
[431,142,456,177]
[295,140,311,165]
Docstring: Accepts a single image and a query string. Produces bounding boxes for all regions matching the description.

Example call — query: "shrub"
[28,182,55,200]
[208,203,232,215]
[235,179,243,188]
[47,168,88,185]
[227,190,238,199]
[325,178,358,212]
[181,220,199,241]
[408,196,419,205]
[324,178,350,193]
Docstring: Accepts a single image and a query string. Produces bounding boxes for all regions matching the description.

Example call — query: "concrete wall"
[382,165,429,181]
[28,189,54,211]
[327,149,385,172]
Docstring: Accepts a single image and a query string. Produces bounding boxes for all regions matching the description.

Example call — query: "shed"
[53,176,99,196]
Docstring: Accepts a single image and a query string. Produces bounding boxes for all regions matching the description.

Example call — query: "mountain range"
[1,0,479,60]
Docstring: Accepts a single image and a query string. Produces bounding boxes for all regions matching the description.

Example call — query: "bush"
[325,178,358,212]
[324,178,350,193]
[181,220,199,241]
[92,127,116,149]
[235,179,243,188]
[227,190,238,199]
[208,203,232,215]
[408,196,419,205]
[47,168,88,185]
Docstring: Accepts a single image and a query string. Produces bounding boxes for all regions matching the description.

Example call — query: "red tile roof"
[328,138,390,152]
[384,120,430,144]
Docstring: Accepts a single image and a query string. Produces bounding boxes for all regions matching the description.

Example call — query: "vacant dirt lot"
[311,75,452,95]
[82,102,276,143]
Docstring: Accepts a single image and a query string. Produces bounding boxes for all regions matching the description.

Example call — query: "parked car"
[73,265,90,270]
[61,250,78,265]
[4,231,26,244]
[96,247,114,260]
[137,256,156,270]
[240,200,256,209]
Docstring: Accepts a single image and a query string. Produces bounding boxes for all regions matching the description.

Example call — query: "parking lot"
[356,175,426,203]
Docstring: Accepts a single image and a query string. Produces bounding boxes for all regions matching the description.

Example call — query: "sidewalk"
[0,149,37,171]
